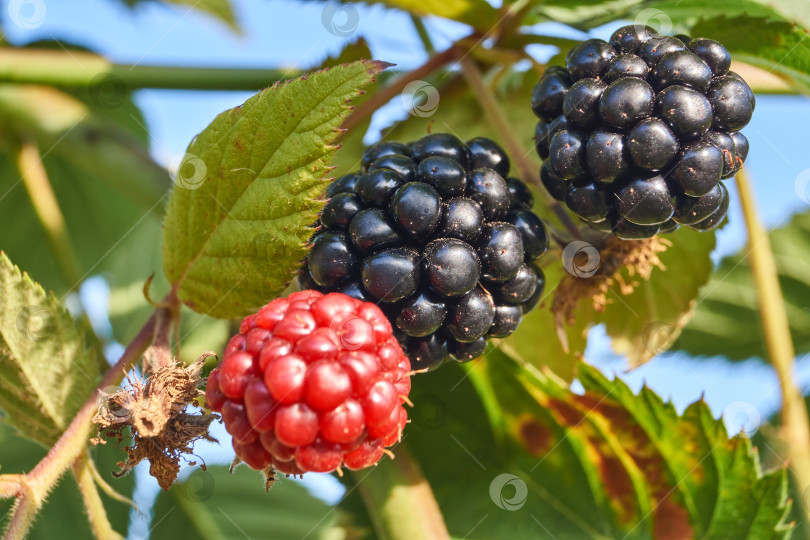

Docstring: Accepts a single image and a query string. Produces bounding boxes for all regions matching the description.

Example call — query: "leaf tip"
[367,60,395,75]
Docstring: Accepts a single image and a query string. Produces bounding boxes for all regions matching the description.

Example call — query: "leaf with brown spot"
[398,347,792,539]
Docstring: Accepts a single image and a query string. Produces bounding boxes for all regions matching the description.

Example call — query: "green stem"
[1,309,159,540]
[354,445,450,540]
[410,16,435,55]
[14,137,108,373]
[86,456,137,511]
[72,456,124,540]
[458,56,582,240]
[15,138,82,287]
[0,49,295,90]
[736,169,810,529]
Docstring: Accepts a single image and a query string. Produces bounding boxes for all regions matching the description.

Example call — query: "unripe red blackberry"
[532,27,751,238]
[206,291,411,474]
[302,134,549,370]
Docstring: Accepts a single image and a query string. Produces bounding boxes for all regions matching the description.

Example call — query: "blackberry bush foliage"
[301,134,549,370]
[2,4,806,536]
[533,26,754,239]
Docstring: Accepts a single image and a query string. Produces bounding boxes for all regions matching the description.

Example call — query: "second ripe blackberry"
[532,26,754,239]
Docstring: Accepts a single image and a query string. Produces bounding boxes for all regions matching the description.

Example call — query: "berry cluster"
[300,133,548,370]
[533,26,753,239]
[206,291,411,475]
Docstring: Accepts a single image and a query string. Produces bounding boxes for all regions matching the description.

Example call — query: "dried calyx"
[552,235,669,351]
[92,352,218,490]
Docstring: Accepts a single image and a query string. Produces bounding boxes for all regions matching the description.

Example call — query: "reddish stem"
[2,310,160,540]
[340,44,464,133]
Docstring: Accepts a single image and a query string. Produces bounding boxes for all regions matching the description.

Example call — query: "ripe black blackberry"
[532,27,754,239]
[303,134,548,370]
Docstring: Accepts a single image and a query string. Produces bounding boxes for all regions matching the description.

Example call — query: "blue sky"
[7,0,810,534]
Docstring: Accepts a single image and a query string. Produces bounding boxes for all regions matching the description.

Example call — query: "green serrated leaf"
[676,208,810,362]
[691,14,810,93]
[522,0,810,93]
[593,225,717,367]
[0,252,96,445]
[162,60,389,319]
[149,465,348,540]
[751,0,810,30]
[753,396,810,537]
[391,353,791,538]
[523,0,773,31]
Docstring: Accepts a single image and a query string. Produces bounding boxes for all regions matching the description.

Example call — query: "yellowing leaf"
[399,353,792,538]
[380,0,498,31]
